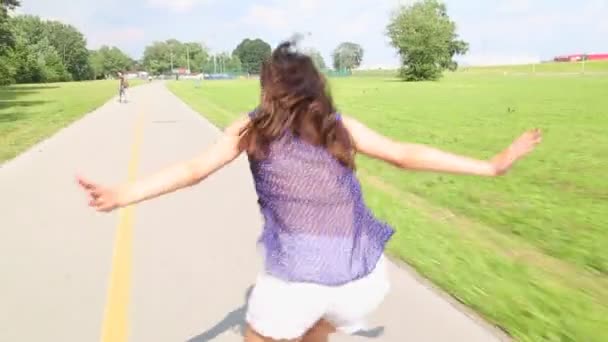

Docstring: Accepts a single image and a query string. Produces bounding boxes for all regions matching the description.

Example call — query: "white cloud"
[336,12,375,37]
[497,0,531,14]
[146,0,214,13]
[295,0,323,11]
[264,0,325,12]
[236,0,400,63]
[242,4,289,30]
[89,27,146,48]
[16,0,608,66]
[582,0,608,33]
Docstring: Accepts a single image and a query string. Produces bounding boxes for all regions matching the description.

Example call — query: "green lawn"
[0,80,140,163]
[355,60,608,77]
[461,60,608,74]
[168,73,608,342]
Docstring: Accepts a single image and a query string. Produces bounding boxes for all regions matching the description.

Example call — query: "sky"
[17,0,608,68]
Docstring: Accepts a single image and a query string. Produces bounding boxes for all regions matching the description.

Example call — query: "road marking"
[100,106,145,342]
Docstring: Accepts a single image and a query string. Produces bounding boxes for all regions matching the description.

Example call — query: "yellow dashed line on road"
[100,107,145,342]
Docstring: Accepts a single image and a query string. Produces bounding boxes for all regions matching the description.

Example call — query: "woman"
[78,41,541,342]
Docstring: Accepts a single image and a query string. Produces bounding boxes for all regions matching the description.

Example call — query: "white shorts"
[246,255,390,340]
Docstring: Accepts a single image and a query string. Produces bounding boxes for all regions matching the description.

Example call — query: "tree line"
[0,0,368,85]
[142,38,365,76]
[0,1,132,84]
[0,1,140,84]
[1,0,468,84]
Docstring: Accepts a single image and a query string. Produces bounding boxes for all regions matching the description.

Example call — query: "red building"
[554,53,608,62]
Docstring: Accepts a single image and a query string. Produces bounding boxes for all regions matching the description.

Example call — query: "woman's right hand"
[343,116,542,177]
[77,176,122,212]
[491,129,542,175]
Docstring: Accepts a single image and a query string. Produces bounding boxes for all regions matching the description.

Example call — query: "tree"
[233,38,271,74]
[143,39,209,74]
[223,54,242,73]
[0,54,16,85]
[0,0,19,50]
[43,20,91,80]
[35,38,70,82]
[90,46,134,79]
[8,15,92,82]
[332,42,364,71]
[183,42,208,73]
[143,41,171,74]
[386,0,468,81]
[10,15,72,83]
[1,0,19,8]
[0,0,19,52]
[88,50,103,78]
[0,0,21,84]
[306,49,327,70]
[11,35,70,83]
[202,52,242,74]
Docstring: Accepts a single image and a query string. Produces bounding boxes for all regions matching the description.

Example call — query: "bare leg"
[244,324,297,342]
[301,320,336,342]
[244,320,334,342]
[244,325,268,342]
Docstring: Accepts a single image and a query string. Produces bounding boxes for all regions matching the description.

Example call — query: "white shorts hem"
[246,316,367,339]
[245,315,308,340]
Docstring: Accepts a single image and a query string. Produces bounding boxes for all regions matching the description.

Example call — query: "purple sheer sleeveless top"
[247,110,394,286]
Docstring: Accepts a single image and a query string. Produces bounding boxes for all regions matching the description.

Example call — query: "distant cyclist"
[117,71,129,103]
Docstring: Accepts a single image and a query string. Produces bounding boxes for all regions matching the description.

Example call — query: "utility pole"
[213,54,217,74]
[582,54,586,75]
[186,45,191,74]
[201,42,205,74]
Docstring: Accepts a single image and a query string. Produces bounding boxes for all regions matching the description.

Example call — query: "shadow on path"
[187,286,253,342]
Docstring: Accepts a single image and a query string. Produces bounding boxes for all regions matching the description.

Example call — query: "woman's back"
[248,117,394,286]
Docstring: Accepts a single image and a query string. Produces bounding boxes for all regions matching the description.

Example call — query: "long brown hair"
[240,40,355,169]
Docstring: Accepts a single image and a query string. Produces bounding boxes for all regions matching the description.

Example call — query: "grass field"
[461,60,608,74]
[0,80,140,163]
[168,71,608,342]
[353,60,608,78]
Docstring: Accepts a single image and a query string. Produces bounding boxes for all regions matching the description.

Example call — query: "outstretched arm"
[342,116,541,176]
[78,116,250,212]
